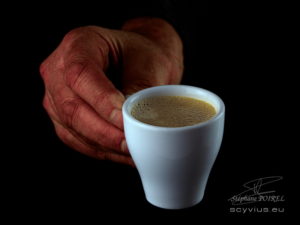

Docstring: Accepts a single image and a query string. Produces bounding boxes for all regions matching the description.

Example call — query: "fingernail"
[112,92,125,110]
[110,109,123,129]
[121,139,129,153]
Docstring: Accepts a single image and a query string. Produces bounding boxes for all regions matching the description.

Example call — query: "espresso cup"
[122,85,225,209]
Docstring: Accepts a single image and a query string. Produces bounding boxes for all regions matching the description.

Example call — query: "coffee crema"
[131,96,216,127]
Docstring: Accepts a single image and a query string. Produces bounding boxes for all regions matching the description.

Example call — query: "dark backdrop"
[6,0,288,220]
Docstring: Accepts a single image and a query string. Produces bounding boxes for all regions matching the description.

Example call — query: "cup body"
[122,85,225,209]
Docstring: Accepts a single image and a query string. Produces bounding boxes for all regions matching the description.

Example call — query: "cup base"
[145,195,203,210]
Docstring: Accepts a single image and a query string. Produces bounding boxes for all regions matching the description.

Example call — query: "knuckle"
[63,27,86,43]
[42,96,50,111]
[94,128,107,147]
[55,126,79,151]
[158,54,172,72]
[92,89,110,108]
[160,52,183,79]
[39,60,48,81]
[103,151,109,161]
[39,61,46,75]
[64,61,88,90]
[62,27,94,51]
[153,54,179,84]
[96,126,123,151]
[60,98,82,128]
[96,151,106,160]
[55,126,69,144]
[167,55,183,78]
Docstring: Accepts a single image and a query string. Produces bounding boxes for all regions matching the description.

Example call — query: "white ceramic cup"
[122,85,225,209]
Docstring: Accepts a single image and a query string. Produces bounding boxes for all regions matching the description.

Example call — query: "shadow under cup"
[122,85,225,209]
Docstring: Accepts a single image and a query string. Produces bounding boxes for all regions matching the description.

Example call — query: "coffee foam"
[131,96,216,127]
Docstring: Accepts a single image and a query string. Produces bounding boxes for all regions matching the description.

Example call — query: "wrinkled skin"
[40,18,183,166]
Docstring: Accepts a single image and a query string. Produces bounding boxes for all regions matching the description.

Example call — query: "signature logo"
[228,176,285,206]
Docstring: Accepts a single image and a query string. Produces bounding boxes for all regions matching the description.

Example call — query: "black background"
[5,0,289,220]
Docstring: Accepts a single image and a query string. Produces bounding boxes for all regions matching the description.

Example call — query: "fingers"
[40,26,135,166]
[43,92,61,123]
[44,77,128,154]
[44,93,134,166]
[63,55,125,130]
[52,120,134,167]
[41,26,125,130]
[97,148,135,167]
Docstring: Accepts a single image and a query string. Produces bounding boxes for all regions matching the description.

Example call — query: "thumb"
[121,52,172,96]
[119,18,184,96]
[122,79,159,96]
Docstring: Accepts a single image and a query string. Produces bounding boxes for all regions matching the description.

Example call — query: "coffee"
[131,96,216,127]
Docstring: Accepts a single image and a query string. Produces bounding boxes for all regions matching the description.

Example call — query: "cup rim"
[122,85,225,131]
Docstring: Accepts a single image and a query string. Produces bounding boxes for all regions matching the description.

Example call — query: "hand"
[39,18,183,166]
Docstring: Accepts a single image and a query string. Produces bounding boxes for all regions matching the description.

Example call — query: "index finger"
[64,61,125,130]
